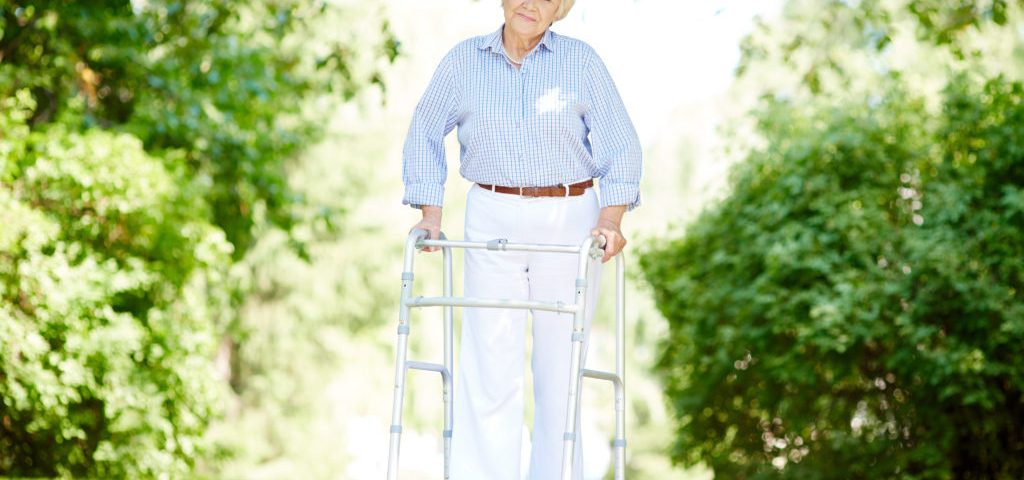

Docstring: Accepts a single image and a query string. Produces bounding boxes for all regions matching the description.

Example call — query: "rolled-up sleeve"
[402,49,461,208]
[583,50,642,211]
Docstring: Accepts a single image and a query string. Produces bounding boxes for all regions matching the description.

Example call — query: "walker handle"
[409,228,430,250]
[589,234,607,259]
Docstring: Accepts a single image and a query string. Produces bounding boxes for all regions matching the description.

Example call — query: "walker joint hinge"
[486,238,509,251]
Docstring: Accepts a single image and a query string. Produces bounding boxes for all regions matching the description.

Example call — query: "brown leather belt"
[477,179,594,197]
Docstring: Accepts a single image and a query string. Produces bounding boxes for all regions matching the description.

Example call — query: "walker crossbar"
[418,238,582,254]
[387,229,627,480]
[581,368,622,385]
[406,296,580,314]
[406,360,449,377]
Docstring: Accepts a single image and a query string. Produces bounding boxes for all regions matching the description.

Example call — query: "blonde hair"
[555,0,576,21]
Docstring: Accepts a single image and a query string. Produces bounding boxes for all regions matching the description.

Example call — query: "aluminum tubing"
[560,235,597,480]
[442,236,453,480]
[387,284,413,473]
[387,229,428,480]
[615,252,626,479]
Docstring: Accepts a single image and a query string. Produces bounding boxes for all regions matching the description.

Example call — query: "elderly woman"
[402,0,641,478]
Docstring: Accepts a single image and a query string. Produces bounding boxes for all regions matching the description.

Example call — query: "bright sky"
[555,0,782,144]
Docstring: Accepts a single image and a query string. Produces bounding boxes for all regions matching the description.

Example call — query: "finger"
[427,230,438,252]
[603,239,624,263]
[604,248,619,263]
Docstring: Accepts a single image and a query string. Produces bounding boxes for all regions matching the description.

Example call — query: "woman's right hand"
[411,205,443,252]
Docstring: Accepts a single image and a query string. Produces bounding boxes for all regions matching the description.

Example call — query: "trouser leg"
[523,189,602,480]
[450,185,528,480]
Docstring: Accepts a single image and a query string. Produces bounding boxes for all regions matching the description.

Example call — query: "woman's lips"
[516,12,536,22]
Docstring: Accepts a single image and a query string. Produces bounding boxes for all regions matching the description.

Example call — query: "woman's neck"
[502,25,543,62]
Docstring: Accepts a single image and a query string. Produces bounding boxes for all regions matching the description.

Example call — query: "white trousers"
[450,184,602,480]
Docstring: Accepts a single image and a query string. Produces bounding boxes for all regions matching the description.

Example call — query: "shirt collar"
[478,24,557,55]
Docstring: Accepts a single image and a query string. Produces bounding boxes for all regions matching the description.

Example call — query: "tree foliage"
[1,91,232,477]
[642,77,1024,478]
[1,0,396,476]
[737,0,1024,97]
[1,0,397,253]
[641,0,1024,478]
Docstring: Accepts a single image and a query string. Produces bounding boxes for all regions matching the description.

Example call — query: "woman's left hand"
[591,205,628,263]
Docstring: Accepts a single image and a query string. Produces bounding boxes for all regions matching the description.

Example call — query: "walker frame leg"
[388,231,456,479]
[562,251,628,480]
[386,231,423,480]
[560,237,599,480]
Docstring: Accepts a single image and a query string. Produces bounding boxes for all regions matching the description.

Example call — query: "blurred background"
[2,0,1022,479]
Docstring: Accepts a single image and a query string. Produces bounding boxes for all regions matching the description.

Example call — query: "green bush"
[1,92,232,477]
[1,1,395,476]
[640,77,1024,479]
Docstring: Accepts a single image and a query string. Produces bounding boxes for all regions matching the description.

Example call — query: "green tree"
[641,0,1024,478]
[1,0,396,476]
[737,0,1024,98]
[1,0,397,254]
[642,77,1024,478]
[1,91,233,477]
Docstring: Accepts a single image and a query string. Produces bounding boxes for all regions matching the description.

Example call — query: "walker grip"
[590,234,608,259]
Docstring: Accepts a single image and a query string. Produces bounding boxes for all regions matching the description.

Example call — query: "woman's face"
[503,0,561,38]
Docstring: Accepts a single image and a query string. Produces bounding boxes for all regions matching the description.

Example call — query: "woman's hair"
[504,0,576,22]
[555,0,576,21]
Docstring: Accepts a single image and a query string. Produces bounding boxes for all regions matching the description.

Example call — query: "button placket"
[517,67,526,182]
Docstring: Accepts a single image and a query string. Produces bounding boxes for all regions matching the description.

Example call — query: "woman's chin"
[507,20,541,36]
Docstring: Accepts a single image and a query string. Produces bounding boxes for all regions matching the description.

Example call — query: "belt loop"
[490,184,496,192]
[563,183,570,197]
[518,186,524,197]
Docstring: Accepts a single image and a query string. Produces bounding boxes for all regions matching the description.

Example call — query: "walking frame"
[387,229,627,480]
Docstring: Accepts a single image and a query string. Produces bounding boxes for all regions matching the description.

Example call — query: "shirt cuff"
[598,182,641,211]
[403,183,445,209]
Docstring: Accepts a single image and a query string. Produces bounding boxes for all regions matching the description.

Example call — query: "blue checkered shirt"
[402,26,642,210]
